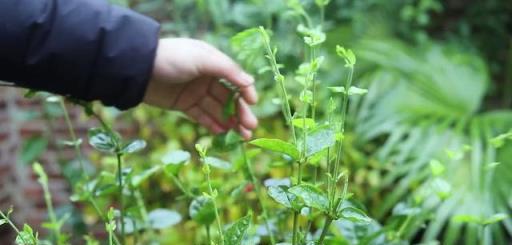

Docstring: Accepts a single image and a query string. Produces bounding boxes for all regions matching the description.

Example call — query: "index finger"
[198,44,258,104]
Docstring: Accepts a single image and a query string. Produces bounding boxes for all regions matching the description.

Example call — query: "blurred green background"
[6,0,511,244]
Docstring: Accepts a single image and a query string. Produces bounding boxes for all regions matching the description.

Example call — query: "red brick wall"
[0,87,78,243]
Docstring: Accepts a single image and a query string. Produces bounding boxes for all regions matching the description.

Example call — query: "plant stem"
[0,210,30,244]
[206,225,211,245]
[240,143,276,244]
[205,165,224,244]
[292,211,299,245]
[260,27,297,144]
[331,67,354,204]
[318,217,333,244]
[59,99,87,174]
[169,173,194,198]
[40,175,60,243]
[395,214,412,240]
[116,153,126,244]
[59,99,121,244]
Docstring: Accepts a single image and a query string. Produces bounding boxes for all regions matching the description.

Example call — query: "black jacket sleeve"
[0,0,160,109]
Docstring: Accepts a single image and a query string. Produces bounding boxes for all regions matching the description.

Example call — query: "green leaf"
[32,162,48,185]
[231,28,264,63]
[338,207,372,223]
[161,150,191,165]
[212,130,243,152]
[288,184,329,212]
[336,45,356,67]
[328,86,367,95]
[162,150,191,174]
[430,178,452,199]
[453,214,481,224]
[189,196,216,225]
[488,130,512,148]
[120,139,146,154]
[58,139,83,147]
[292,118,316,130]
[148,209,182,229]
[224,214,252,245]
[299,90,313,104]
[204,156,232,170]
[131,165,161,187]
[484,162,501,171]
[268,186,296,209]
[482,213,508,225]
[88,128,117,153]
[429,159,445,176]
[299,128,336,157]
[223,92,237,119]
[249,138,300,160]
[20,136,48,165]
[392,202,421,216]
[0,219,7,226]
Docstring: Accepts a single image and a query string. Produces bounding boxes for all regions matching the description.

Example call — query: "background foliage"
[3,0,511,244]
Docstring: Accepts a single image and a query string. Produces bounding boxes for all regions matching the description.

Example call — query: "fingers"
[198,45,258,105]
[200,96,228,126]
[237,98,258,130]
[185,95,257,140]
[186,106,226,134]
[238,125,252,140]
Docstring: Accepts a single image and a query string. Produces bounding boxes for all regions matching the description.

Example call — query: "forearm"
[0,0,160,109]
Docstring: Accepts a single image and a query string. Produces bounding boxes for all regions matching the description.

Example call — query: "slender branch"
[240,143,276,245]
[116,153,126,244]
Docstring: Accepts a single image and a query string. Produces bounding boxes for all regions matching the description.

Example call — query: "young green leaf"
[189,196,216,226]
[204,156,232,170]
[162,150,191,175]
[212,130,243,152]
[161,150,191,165]
[148,209,182,229]
[338,207,372,223]
[429,159,445,176]
[224,214,252,245]
[328,86,367,95]
[88,128,117,153]
[292,118,316,130]
[336,45,356,67]
[453,214,481,224]
[430,178,452,199]
[249,138,300,160]
[267,186,296,209]
[120,139,146,154]
[299,128,336,157]
[131,165,161,187]
[482,213,508,225]
[488,130,512,148]
[288,184,329,212]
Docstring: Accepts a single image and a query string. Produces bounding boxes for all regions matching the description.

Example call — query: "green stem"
[60,99,121,244]
[292,211,299,245]
[318,217,333,244]
[116,153,126,244]
[396,214,412,240]
[205,165,224,244]
[206,225,211,245]
[260,28,297,144]
[240,144,276,245]
[41,177,60,243]
[59,100,87,175]
[331,67,354,204]
[169,173,194,198]
[0,210,30,244]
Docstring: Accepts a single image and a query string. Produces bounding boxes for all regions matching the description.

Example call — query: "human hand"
[143,38,258,139]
